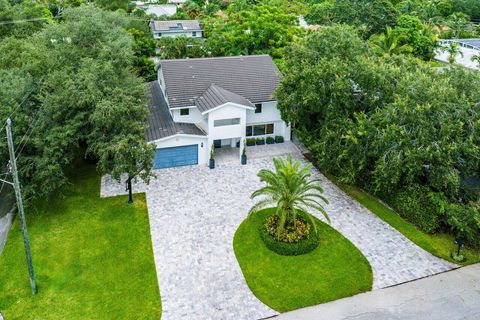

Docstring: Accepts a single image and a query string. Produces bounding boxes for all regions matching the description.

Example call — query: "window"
[255,103,262,114]
[214,118,241,127]
[192,31,197,37]
[246,123,274,136]
[180,108,189,116]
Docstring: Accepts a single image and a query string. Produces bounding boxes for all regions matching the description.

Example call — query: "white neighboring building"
[146,55,291,169]
[149,20,203,39]
[167,0,187,4]
[139,4,177,17]
[436,39,480,70]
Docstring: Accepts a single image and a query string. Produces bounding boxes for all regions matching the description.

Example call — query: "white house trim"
[150,133,206,144]
[201,102,255,115]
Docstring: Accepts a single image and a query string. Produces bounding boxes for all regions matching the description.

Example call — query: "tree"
[392,15,437,60]
[471,53,480,68]
[0,0,53,39]
[443,41,463,63]
[370,26,413,56]
[329,0,398,38]
[0,6,154,204]
[203,4,302,59]
[156,36,207,59]
[305,1,334,25]
[248,156,330,239]
[447,12,470,38]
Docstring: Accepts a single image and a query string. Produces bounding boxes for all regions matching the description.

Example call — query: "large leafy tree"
[0,5,154,204]
[277,25,480,201]
[203,4,302,59]
[391,15,437,60]
[330,0,398,37]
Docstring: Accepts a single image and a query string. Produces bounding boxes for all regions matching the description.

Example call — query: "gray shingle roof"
[151,20,202,32]
[146,81,206,141]
[195,84,254,113]
[159,55,281,109]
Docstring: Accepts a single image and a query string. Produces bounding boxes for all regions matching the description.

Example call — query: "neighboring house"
[436,39,480,70]
[147,55,291,169]
[149,20,203,39]
[138,4,177,17]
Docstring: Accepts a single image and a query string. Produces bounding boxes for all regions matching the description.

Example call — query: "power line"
[0,87,36,133]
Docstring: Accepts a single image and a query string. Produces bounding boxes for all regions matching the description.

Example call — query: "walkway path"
[101,147,456,319]
[276,263,480,320]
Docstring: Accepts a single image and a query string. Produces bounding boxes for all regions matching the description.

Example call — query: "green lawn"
[327,175,480,265]
[0,161,161,319]
[233,208,373,312]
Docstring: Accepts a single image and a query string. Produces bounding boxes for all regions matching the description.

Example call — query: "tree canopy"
[0,5,154,204]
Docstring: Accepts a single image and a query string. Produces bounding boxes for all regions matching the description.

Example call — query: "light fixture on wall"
[201,142,203,147]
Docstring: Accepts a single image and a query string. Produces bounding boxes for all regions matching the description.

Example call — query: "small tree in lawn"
[443,42,463,64]
[471,53,480,69]
[248,155,330,240]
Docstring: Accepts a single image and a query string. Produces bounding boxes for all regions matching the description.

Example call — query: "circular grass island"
[233,208,373,312]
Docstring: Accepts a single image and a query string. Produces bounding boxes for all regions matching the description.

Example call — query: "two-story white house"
[146,55,291,169]
[149,20,203,39]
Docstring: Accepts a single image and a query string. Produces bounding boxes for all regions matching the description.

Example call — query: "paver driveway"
[101,147,456,320]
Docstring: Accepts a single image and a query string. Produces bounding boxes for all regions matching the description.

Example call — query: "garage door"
[153,144,198,169]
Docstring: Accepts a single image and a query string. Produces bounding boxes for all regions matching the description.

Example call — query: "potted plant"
[275,135,284,143]
[256,137,265,145]
[241,141,247,165]
[266,136,275,144]
[209,144,215,169]
[246,138,256,146]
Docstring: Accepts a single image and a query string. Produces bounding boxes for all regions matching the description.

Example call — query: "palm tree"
[371,27,413,57]
[471,53,480,68]
[443,42,463,64]
[248,156,330,239]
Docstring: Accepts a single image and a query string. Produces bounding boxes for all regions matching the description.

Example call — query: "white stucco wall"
[172,107,203,123]
[246,100,291,140]
[152,135,208,165]
[246,101,282,124]
[153,31,203,39]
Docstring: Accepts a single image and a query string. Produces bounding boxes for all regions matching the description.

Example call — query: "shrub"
[390,185,449,233]
[256,137,265,145]
[260,213,320,256]
[275,135,284,143]
[266,136,275,144]
[246,138,256,146]
[446,203,480,248]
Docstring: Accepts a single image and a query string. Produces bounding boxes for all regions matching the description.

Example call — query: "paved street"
[101,145,456,319]
[276,263,480,320]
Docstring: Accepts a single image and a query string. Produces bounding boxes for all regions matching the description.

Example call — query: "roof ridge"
[159,54,271,63]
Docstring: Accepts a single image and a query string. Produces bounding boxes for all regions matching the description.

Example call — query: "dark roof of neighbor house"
[151,20,202,32]
[195,84,254,113]
[146,81,206,141]
[159,55,281,109]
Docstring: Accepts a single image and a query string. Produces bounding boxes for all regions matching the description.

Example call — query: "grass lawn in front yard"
[327,175,480,265]
[233,208,373,313]
[0,160,161,319]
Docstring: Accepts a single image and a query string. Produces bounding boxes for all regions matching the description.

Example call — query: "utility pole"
[5,118,37,295]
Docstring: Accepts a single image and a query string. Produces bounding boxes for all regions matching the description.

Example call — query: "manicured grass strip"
[0,161,161,320]
[233,208,373,313]
[327,175,480,265]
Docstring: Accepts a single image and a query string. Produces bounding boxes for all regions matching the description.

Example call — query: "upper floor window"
[192,31,197,37]
[255,103,262,114]
[214,118,240,127]
[180,108,189,116]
